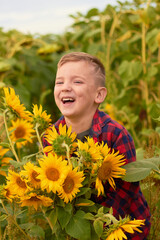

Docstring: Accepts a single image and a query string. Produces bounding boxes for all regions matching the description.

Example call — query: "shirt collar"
[89,109,111,138]
[54,109,111,137]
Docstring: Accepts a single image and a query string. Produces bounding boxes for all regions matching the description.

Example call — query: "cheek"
[54,88,59,99]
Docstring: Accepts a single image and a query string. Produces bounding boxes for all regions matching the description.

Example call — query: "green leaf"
[9,160,24,168]
[146,28,159,52]
[15,138,27,143]
[84,213,95,221]
[0,174,6,184]
[123,167,151,182]
[0,214,7,222]
[90,224,99,240]
[136,148,145,161]
[76,187,91,197]
[75,198,95,207]
[0,61,11,72]
[57,206,72,230]
[0,142,10,148]
[86,8,99,18]
[150,103,160,120]
[118,60,142,86]
[122,160,160,182]
[140,157,160,167]
[84,29,101,40]
[29,225,45,238]
[98,207,104,214]
[19,223,34,230]
[15,209,28,218]
[155,127,160,134]
[39,89,52,105]
[147,66,158,78]
[93,219,103,238]
[14,84,31,109]
[48,208,57,230]
[65,210,91,240]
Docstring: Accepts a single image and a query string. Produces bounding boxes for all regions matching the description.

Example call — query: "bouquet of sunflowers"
[0,87,145,240]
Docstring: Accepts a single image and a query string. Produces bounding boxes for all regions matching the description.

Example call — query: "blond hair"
[57,52,106,87]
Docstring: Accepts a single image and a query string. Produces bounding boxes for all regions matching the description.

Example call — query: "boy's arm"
[111,127,136,164]
[93,179,151,240]
[96,126,151,239]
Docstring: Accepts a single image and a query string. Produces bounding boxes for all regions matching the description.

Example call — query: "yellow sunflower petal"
[20,193,53,210]
[37,153,69,193]
[58,166,84,203]
[95,177,104,196]
[3,87,32,120]
[9,118,35,148]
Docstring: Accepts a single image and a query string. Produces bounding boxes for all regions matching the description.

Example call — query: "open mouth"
[62,97,75,104]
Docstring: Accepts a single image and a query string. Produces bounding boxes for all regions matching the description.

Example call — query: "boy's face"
[54,60,100,121]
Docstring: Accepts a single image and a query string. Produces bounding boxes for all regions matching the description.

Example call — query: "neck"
[64,111,96,134]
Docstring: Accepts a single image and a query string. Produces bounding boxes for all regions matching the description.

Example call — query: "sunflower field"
[0,0,160,239]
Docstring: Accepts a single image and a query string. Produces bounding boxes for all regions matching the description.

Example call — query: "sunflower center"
[16,177,27,188]
[29,196,41,202]
[98,162,112,181]
[14,126,26,138]
[46,168,60,181]
[32,171,40,182]
[63,176,74,193]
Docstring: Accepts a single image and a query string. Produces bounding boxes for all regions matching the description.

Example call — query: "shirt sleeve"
[95,125,151,239]
[112,128,136,164]
[92,179,151,239]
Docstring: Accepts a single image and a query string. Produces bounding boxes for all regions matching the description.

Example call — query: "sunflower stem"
[104,213,119,224]
[61,142,71,165]
[35,123,44,154]
[41,207,54,231]
[78,155,83,171]
[3,110,20,163]
[0,199,32,240]
[23,150,42,160]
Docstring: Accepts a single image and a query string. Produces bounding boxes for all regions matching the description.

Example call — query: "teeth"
[63,98,73,101]
[62,98,74,102]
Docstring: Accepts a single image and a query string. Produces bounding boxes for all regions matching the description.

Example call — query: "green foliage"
[1,0,160,239]
[123,157,160,182]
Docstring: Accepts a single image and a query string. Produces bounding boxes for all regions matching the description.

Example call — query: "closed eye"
[74,81,83,84]
[55,81,63,85]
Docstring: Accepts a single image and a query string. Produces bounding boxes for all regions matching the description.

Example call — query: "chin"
[62,111,75,118]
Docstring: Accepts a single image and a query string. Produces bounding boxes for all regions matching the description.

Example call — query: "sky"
[0,0,122,35]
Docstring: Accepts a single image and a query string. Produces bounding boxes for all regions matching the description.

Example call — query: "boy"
[43,52,150,239]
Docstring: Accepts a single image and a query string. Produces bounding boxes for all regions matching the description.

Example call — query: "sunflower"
[1,184,15,202]
[32,104,51,130]
[0,146,12,176]
[76,139,102,167]
[20,162,41,188]
[95,150,126,196]
[44,123,77,156]
[6,170,29,196]
[3,87,31,120]
[105,103,123,125]
[58,165,84,203]
[19,193,53,210]
[37,153,69,193]
[104,216,145,240]
[98,141,110,158]
[85,137,99,148]
[9,118,35,148]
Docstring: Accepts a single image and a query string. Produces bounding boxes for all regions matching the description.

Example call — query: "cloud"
[0,0,119,34]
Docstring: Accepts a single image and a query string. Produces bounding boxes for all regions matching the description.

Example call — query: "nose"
[62,82,72,92]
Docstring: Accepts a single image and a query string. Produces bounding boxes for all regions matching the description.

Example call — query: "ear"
[95,87,107,104]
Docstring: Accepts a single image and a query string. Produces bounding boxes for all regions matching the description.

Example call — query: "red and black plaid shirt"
[43,109,151,239]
